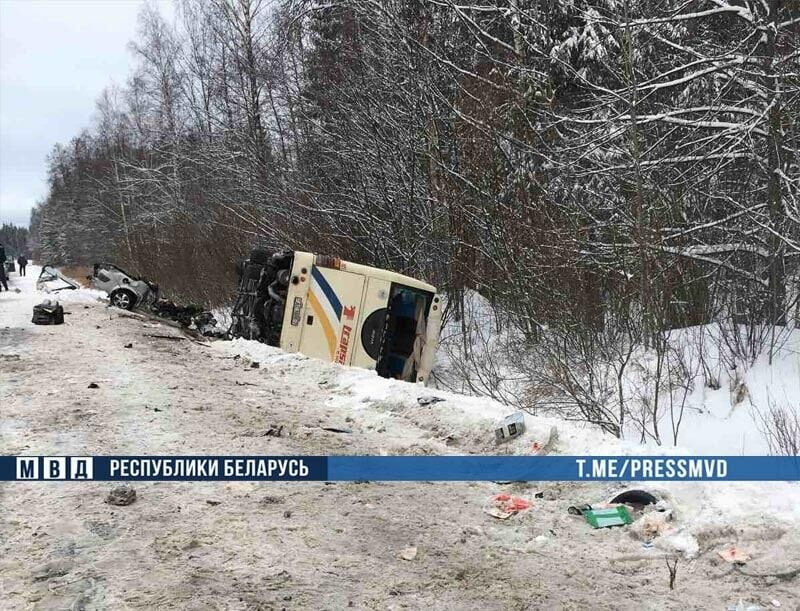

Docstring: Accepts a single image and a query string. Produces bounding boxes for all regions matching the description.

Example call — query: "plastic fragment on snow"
[483,493,531,519]
[583,506,633,529]
[718,547,751,563]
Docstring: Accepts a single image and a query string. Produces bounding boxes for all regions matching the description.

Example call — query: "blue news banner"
[1,455,799,482]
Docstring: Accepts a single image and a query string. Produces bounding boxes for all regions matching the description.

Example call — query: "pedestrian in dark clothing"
[17,255,27,276]
[0,243,7,290]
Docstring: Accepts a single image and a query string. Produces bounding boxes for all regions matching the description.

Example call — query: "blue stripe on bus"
[311,265,342,320]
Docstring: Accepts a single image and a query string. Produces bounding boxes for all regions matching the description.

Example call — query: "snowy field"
[1,266,799,609]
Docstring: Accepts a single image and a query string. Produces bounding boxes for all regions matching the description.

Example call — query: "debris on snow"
[494,410,526,444]
[106,486,137,506]
[143,333,185,341]
[417,395,445,406]
[265,424,284,437]
[719,547,751,563]
[583,506,633,529]
[630,509,673,540]
[31,300,64,325]
[483,493,531,519]
[609,489,659,508]
[321,426,353,434]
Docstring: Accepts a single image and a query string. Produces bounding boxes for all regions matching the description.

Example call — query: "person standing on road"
[17,254,28,276]
[0,243,7,290]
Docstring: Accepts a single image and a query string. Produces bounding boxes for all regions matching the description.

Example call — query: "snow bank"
[225,337,301,366]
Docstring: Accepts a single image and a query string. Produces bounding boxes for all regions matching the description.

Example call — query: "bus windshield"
[376,284,434,380]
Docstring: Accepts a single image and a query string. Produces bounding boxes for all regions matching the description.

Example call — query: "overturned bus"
[229,250,442,383]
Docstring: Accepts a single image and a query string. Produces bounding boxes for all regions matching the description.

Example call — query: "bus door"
[352,277,393,370]
[299,265,364,365]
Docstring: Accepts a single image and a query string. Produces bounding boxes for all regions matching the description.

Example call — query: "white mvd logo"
[16,457,94,480]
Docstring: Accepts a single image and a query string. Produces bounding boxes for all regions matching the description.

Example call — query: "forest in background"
[0,223,29,256]
[28,0,800,443]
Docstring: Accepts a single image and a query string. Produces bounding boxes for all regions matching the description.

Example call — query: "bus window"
[377,284,433,380]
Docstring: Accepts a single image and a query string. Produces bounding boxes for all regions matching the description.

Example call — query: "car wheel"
[110,289,136,310]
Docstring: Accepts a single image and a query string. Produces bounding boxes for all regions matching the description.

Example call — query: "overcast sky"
[0,0,172,227]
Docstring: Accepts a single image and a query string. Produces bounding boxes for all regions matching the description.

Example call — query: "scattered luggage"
[32,300,64,325]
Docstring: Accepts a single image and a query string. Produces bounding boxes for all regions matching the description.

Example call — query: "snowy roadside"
[1,268,799,609]
[0,263,107,329]
[222,337,800,561]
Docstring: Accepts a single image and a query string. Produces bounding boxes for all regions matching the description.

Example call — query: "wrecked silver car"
[90,263,158,310]
[37,264,80,292]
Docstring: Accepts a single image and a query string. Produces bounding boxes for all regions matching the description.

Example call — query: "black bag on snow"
[32,300,64,325]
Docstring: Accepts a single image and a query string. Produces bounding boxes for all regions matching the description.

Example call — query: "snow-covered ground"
[0,263,107,327]
[436,290,800,456]
[666,324,800,455]
[225,336,800,561]
[1,266,799,609]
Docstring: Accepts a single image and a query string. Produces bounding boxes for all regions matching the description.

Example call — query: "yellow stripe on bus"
[308,290,337,359]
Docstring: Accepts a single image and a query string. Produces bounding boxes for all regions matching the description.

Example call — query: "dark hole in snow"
[610,489,658,507]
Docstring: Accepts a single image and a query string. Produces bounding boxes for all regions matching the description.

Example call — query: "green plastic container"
[583,506,633,528]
